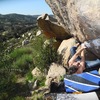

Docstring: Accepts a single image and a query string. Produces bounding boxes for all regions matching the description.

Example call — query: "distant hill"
[0,14,39,41]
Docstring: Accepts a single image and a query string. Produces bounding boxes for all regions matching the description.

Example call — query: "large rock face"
[45,0,100,42]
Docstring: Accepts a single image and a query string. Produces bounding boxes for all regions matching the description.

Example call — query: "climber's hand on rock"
[81,43,86,49]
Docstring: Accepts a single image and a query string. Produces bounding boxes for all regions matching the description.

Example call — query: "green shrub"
[32,35,58,71]
[0,92,8,100]
[11,96,25,100]
[12,54,34,71]
[0,32,60,100]
[37,76,46,87]
[7,47,35,75]
[25,71,33,81]
[10,47,33,60]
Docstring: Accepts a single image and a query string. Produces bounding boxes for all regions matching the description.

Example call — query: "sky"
[0,0,53,15]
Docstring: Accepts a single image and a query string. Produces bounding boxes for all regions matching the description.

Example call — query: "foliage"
[0,14,40,99]
[12,54,33,69]
[32,93,44,100]
[10,47,33,59]
[37,75,46,87]
[0,93,8,100]
[11,96,25,100]
[25,71,33,81]
[0,26,60,100]
[0,71,17,99]
[0,45,33,99]
[7,47,35,75]
[32,35,58,71]
[26,72,46,87]
[0,14,38,41]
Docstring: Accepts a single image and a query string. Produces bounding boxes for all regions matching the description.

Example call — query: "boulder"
[28,32,32,36]
[36,30,42,36]
[45,0,100,42]
[57,38,76,67]
[37,13,72,41]
[31,67,42,77]
[84,38,100,58]
[45,63,66,87]
[22,39,29,46]
[22,34,25,38]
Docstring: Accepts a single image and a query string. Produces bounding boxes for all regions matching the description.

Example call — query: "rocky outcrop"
[45,0,100,42]
[57,38,76,67]
[37,1,100,97]
[45,63,66,87]
[57,38,99,67]
[37,1,100,59]
[31,67,42,77]
[84,38,100,58]
[37,14,72,41]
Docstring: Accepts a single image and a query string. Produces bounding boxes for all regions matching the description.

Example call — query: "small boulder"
[28,32,32,36]
[36,30,42,36]
[45,63,66,87]
[31,67,42,77]
[22,39,29,46]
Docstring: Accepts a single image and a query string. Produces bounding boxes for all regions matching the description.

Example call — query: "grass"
[0,33,60,100]
[10,47,33,59]
[25,71,33,81]
[12,54,33,69]
[8,46,35,73]
[32,93,44,100]
[11,96,25,100]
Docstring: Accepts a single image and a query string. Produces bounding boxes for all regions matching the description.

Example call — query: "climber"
[68,42,100,74]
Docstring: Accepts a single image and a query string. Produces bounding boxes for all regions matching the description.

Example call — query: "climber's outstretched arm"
[68,47,85,66]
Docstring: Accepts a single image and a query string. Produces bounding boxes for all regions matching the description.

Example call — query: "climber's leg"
[85,59,100,68]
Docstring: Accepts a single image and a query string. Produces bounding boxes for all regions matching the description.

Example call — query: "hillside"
[0,13,58,100]
[0,14,38,42]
